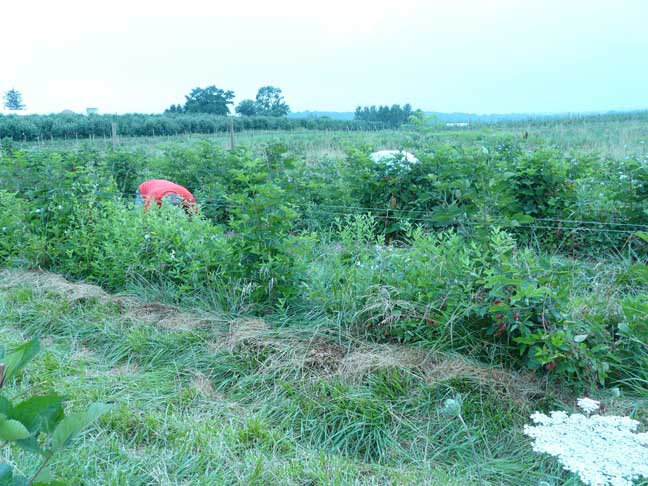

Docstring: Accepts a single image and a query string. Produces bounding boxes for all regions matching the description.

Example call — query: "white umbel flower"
[524,407,648,486]
[577,397,601,415]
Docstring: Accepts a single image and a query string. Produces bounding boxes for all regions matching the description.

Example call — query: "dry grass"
[1,268,544,407]
[0,269,110,303]
[338,344,426,381]
[0,269,221,331]
[123,302,220,331]
[191,370,222,400]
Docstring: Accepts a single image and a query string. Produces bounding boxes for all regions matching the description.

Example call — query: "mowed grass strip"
[0,270,572,485]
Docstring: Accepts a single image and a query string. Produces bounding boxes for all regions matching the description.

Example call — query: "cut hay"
[0,269,221,332]
[0,269,109,303]
[338,344,427,381]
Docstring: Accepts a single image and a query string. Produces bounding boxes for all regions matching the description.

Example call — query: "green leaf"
[51,402,111,451]
[8,476,28,486]
[0,398,13,417]
[635,231,648,243]
[573,334,588,343]
[508,213,535,225]
[513,336,538,345]
[0,464,12,483]
[32,467,65,486]
[3,339,40,384]
[0,418,30,441]
[11,394,65,434]
[14,436,42,455]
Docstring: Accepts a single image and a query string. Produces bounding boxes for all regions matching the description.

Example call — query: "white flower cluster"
[577,397,601,415]
[524,407,648,486]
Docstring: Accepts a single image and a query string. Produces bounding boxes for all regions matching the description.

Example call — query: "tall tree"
[183,86,234,115]
[255,86,289,117]
[235,99,258,116]
[3,89,25,111]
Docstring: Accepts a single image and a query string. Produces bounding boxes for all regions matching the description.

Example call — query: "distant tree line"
[354,104,416,128]
[166,85,290,117]
[0,113,386,141]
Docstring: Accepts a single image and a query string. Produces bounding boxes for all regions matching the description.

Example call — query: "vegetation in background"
[354,104,415,128]
[236,86,290,117]
[0,113,383,141]
[166,85,235,115]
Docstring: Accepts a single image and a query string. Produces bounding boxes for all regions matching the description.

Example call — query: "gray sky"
[3,0,648,115]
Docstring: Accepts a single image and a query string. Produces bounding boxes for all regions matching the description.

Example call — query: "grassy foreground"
[0,269,589,485]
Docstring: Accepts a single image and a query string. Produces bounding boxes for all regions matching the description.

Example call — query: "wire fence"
[10,187,647,236]
[170,201,648,236]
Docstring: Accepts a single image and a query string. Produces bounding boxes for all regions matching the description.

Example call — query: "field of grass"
[1,114,647,485]
[0,269,576,485]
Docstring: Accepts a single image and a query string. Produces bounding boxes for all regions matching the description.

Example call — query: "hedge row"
[0,113,387,141]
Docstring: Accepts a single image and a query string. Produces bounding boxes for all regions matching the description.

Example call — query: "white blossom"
[524,406,648,486]
[577,397,601,415]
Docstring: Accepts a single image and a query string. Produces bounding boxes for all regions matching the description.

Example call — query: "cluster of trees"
[354,104,416,128]
[166,85,289,117]
[235,86,289,117]
[166,86,235,115]
[0,113,383,141]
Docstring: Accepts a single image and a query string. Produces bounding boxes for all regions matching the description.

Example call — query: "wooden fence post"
[230,118,235,150]
[111,123,118,151]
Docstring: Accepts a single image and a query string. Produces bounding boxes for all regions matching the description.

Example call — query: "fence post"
[229,118,235,150]
[111,123,118,151]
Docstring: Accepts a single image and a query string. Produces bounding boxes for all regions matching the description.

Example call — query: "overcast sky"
[2,0,648,115]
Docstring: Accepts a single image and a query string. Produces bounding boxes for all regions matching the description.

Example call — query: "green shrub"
[0,191,41,264]
[0,338,111,485]
[82,202,233,293]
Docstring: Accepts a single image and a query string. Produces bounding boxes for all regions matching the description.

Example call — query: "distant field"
[13,111,648,159]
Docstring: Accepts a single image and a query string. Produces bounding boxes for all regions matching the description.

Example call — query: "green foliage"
[2,120,648,485]
[472,230,614,384]
[507,148,575,218]
[225,155,300,304]
[0,113,379,141]
[0,339,111,485]
[182,85,235,115]
[66,202,233,293]
[2,129,647,388]
[106,150,143,195]
[0,191,41,263]
[235,99,258,116]
[354,103,414,128]
[254,86,290,117]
